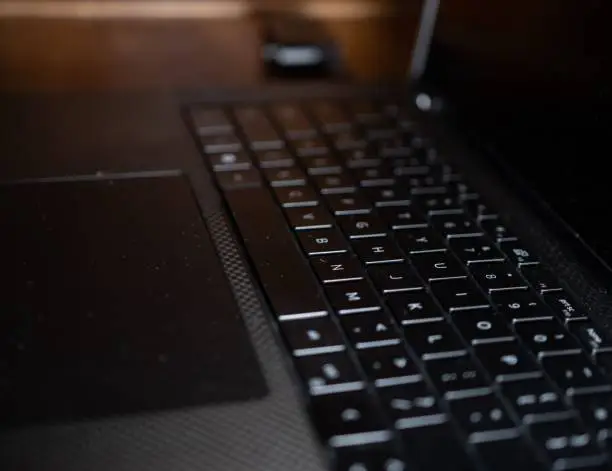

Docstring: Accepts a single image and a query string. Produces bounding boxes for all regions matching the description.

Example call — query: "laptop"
[1,1,611,470]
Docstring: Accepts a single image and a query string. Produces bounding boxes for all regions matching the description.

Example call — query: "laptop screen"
[421,0,612,269]
[422,0,612,120]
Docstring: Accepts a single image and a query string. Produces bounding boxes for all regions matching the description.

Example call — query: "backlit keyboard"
[188,99,612,471]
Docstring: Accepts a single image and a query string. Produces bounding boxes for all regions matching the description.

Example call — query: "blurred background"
[0,0,421,91]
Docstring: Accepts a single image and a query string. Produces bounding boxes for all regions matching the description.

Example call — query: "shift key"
[223,187,328,320]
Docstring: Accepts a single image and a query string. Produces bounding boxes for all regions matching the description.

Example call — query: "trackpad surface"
[0,175,267,427]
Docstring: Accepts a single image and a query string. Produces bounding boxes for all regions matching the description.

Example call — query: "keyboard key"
[312,174,357,195]
[333,129,367,151]
[448,235,505,264]
[502,377,573,424]
[366,187,412,207]
[336,447,409,471]
[350,100,384,123]
[569,322,612,355]
[469,262,528,293]
[351,237,405,265]
[309,101,351,133]
[514,319,582,358]
[326,280,382,315]
[343,149,382,169]
[280,316,345,356]
[301,154,343,176]
[463,198,498,221]
[295,351,364,395]
[270,104,315,139]
[368,264,422,294]
[284,206,333,230]
[480,218,517,242]
[254,149,294,168]
[223,188,327,320]
[530,419,607,471]
[403,321,467,360]
[520,264,563,294]
[263,166,307,187]
[273,186,319,207]
[411,250,467,281]
[191,107,232,136]
[353,166,395,187]
[572,393,612,436]
[200,133,242,154]
[208,151,252,172]
[377,134,413,157]
[475,342,542,382]
[499,240,539,266]
[492,289,553,323]
[297,228,349,256]
[378,206,428,230]
[451,393,518,442]
[430,277,490,313]
[233,107,284,151]
[379,382,447,429]
[216,168,261,189]
[413,194,463,214]
[400,424,473,471]
[311,254,364,284]
[453,312,515,345]
[427,354,491,399]
[341,311,400,349]
[430,213,483,238]
[338,214,387,239]
[387,290,444,325]
[293,137,329,157]
[542,354,612,396]
[544,291,589,324]
[395,227,446,253]
[475,438,545,471]
[359,345,422,387]
[325,193,372,215]
[310,391,391,447]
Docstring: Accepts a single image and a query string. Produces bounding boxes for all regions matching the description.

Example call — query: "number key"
[449,235,505,264]
[469,262,528,293]
[338,214,387,239]
[492,289,553,323]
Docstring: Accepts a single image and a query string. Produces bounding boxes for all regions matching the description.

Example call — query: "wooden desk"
[0,1,420,91]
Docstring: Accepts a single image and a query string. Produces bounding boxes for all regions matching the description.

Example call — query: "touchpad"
[0,175,267,427]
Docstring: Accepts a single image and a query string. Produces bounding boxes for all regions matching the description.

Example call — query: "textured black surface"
[0,175,267,427]
[0,91,330,471]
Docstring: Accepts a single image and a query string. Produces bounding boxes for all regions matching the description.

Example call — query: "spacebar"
[223,187,329,320]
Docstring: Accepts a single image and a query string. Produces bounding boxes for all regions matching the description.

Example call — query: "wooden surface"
[0,1,420,91]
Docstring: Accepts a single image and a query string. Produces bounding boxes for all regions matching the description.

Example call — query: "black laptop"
[1,1,612,470]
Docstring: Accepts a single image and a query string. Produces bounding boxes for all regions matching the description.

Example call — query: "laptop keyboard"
[188,99,612,471]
